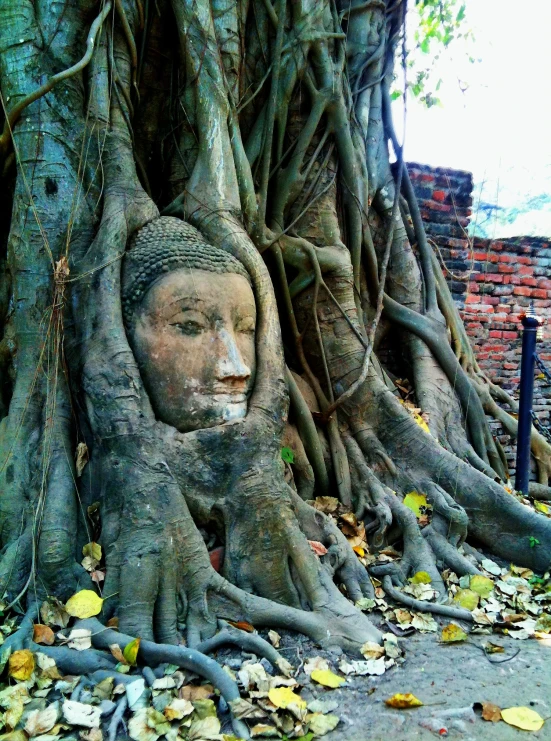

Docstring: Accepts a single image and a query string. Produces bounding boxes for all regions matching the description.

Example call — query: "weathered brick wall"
[407,162,551,478]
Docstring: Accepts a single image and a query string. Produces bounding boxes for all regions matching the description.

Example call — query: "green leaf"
[281,447,295,464]
[529,536,541,548]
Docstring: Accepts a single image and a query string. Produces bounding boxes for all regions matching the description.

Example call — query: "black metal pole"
[515,314,539,494]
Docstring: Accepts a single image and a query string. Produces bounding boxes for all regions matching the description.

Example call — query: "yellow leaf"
[534,501,550,515]
[65,590,103,619]
[123,637,141,666]
[8,649,35,680]
[402,492,431,518]
[352,546,365,557]
[82,542,102,561]
[268,687,307,710]
[413,412,430,434]
[409,571,432,584]
[441,624,467,643]
[384,693,423,709]
[469,575,494,598]
[310,669,346,688]
[453,589,479,611]
[501,707,544,731]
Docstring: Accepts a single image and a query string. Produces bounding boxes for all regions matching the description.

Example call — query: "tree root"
[78,618,250,739]
[196,624,283,668]
[381,576,474,623]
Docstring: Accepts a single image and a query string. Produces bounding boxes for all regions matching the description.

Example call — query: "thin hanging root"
[77,618,249,740]
[196,625,283,666]
[382,576,474,623]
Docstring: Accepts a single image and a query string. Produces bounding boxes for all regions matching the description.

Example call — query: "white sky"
[394,0,551,235]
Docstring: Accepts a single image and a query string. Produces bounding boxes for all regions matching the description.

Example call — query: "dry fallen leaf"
[62,700,102,728]
[409,571,432,584]
[360,641,385,660]
[33,624,55,645]
[308,712,340,736]
[308,540,328,556]
[313,496,340,514]
[402,492,431,518]
[180,684,214,701]
[67,628,92,651]
[441,624,468,643]
[469,575,494,598]
[268,687,307,710]
[384,693,423,709]
[501,706,544,731]
[75,442,89,477]
[82,542,102,562]
[109,644,127,663]
[310,669,345,689]
[8,649,35,680]
[65,590,103,619]
[267,630,281,648]
[227,620,255,633]
[481,702,502,722]
[453,588,479,611]
[163,698,194,721]
[24,702,59,736]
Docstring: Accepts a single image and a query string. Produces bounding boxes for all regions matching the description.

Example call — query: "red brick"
[533,289,547,299]
[503,363,517,370]
[517,256,532,265]
[510,276,521,285]
[432,190,446,202]
[488,330,502,338]
[521,277,537,287]
[498,264,515,273]
[502,331,518,340]
[465,294,479,304]
[486,274,503,283]
[420,174,434,182]
[481,296,499,305]
[518,266,533,275]
[513,286,532,296]
[538,279,551,290]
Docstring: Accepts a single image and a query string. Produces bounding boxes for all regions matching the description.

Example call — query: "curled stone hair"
[122,216,251,326]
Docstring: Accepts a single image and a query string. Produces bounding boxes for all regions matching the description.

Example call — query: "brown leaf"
[308,540,328,556]
[180,684,214,701]
[109,644,127,664]
[106,617,119,628]
[75,442,89,477]
[91,570,105,584]
[227,620,255,633]
[482,702,502,722]
[33,624,55,645]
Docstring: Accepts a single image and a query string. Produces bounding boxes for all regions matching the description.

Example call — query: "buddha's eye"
[236,316,255,334]
[173,321,204,336]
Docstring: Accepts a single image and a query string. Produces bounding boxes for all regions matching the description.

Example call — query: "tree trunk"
[0,0,550,669]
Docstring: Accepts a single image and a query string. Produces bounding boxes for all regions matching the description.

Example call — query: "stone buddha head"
[122,217,256,432]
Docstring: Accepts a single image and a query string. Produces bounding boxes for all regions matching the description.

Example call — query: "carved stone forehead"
[122,216,251,326]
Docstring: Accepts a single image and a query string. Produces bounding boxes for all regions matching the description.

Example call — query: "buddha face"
[130,268,256,432]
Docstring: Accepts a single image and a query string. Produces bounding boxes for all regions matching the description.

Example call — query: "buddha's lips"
[208,392,248,404]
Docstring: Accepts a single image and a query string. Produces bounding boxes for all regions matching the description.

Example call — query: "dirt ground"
[270,621,551,741]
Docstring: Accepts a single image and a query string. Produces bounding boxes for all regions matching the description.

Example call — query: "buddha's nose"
[215,329,251,382]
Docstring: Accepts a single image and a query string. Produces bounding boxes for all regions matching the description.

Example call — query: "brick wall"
[407,162,551,479]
